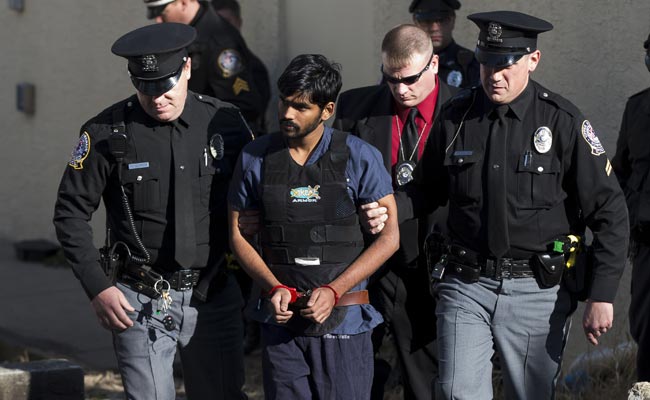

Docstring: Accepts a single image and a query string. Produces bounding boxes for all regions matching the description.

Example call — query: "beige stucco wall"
[1,0,648,372]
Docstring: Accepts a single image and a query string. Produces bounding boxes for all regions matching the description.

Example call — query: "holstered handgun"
[563,244,593,301]
[99,228,127,284]
[424,231,448,295]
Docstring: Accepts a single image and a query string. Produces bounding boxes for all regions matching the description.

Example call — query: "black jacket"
[333,81,457,267]
[612,87,650,231]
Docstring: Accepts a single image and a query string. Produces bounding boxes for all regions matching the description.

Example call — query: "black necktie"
[402,107,420,162]
[172,125,196,268]
[487,105,510,258]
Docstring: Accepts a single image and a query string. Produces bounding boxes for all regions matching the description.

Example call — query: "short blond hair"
[381,24,433,69]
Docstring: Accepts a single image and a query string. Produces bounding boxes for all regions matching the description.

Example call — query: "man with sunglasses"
[410,0,479,89]
[53,23,250,399]
[333,24,457,400]
[144,0,269,134]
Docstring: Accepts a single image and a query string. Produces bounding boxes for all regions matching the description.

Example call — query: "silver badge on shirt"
[533,126,552,154]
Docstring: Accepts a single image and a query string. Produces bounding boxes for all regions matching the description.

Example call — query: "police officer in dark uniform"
[211,0,271,133]
[53,23,250,399]
[334,24,457,400]
[371,11,629,399]
[612,32,650,382]
[145,0,269,132]
[410,0,479,89]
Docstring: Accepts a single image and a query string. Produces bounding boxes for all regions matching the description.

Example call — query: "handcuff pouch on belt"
[534,235,587,290]
[121,264,166,298]
[530,252,565,288]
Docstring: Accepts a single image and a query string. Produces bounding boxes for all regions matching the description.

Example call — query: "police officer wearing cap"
[612,32,650,382]
[367,10,629,399]
[53,23,250,399]
[144,0,270,133]
[410,0,479,89]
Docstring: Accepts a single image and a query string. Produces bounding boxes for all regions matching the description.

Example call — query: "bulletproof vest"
[260,130,364,335]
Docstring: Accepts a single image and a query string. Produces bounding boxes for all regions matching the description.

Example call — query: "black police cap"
[111,23,196,96]
[409,0,460,20]
[468,11,553,67]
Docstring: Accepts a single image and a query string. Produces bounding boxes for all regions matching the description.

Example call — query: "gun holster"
[563,246,594,301]
[99,243,128,284]
[424,232,449,295]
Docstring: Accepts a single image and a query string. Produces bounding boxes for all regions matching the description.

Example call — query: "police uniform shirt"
[228,126,393,334]
[188,1,266,123]
[54,92,249,299]
[437,40,480,89]
[411,80,628,302]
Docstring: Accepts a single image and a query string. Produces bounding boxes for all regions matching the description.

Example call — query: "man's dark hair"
[277,54,342,109]
[211,0,240,17]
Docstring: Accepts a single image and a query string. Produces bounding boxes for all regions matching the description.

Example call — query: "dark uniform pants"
[113,273,246,400]
[630,244,650,381]
[261,324,373,400]
[370,266,438,400]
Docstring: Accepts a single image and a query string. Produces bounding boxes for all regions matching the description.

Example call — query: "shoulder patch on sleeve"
[68,131,91,170]
[217,48,244,78]
[581,120,606,156]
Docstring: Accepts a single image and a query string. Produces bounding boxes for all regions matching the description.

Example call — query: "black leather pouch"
[448,262,481,283]
[531,253,565,288]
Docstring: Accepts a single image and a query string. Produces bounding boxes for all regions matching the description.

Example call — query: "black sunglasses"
[381,51,434,85]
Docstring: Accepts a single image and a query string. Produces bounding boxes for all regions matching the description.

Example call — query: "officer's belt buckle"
[498,259,512,280]
[168,269,200,291]
[483,258,532,280]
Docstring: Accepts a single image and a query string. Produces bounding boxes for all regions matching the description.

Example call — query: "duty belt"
[121,264,201,298]
[445,245,535,281]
